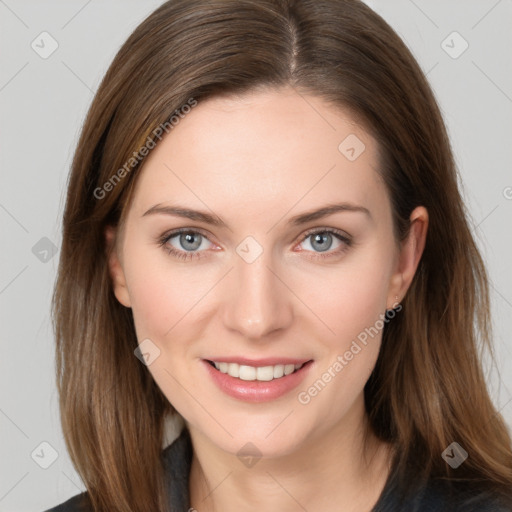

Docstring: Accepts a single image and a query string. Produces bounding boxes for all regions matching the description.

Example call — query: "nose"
[221,248,294,341]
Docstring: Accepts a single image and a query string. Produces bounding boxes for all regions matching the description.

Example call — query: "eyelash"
[157,227,352,262]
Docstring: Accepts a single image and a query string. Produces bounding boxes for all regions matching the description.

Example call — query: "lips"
[202,358,314,402]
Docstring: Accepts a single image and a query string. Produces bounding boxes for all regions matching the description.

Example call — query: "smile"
[207,360,306,381]
[203,358,314,402]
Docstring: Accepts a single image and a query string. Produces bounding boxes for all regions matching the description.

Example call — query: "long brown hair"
[52,0,512,510]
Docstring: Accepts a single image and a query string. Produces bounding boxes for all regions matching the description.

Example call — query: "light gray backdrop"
[1,1,511,510]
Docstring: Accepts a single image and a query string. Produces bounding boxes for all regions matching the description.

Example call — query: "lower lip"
[202,360,314,403]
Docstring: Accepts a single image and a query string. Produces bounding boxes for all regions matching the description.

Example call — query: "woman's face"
[108,86,425,458]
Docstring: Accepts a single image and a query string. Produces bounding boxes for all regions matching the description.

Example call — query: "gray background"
[0,1,511,510]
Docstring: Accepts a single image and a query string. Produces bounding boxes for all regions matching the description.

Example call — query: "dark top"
[45,427,512,512]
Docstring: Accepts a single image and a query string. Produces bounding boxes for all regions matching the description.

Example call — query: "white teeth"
[211,361,306,381]
[284,364,295,376]
[228,362,239,378]
[256,366,274,381]
[273,364,284,378]
[239,365,256,381]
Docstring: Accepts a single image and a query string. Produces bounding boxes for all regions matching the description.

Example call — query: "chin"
[191,409,318,460]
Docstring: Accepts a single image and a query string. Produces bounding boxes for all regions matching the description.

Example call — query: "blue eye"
[301,231,342,252]
[172,232,204,251]
[158,229,213,261]
[158,227,352,261]
[297,228,352,260]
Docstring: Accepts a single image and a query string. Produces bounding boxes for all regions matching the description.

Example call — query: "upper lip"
[204,357,312,367]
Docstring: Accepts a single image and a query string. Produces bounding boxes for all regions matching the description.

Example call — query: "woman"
[47,0,512,511]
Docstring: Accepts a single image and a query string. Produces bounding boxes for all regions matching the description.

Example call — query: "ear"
[386,206,428,309]
[105,225,131,308]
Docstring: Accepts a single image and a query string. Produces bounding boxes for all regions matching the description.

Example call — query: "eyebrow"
[141,202,371,228]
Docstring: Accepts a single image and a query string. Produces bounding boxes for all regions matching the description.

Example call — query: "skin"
[107,86,428,512]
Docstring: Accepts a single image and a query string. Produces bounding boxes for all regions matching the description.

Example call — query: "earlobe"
[387,206,428,309]
[105,226,131,308]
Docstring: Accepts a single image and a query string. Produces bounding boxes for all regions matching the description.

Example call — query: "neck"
[187,397,394,512]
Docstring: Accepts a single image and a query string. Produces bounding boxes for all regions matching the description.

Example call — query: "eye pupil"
[311,232,332,252]
[181,232,202,251]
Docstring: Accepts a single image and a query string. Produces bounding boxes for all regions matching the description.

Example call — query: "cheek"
[122,241,201,341]
[126,272,175,340]
[122,245,210,404]
[300,250,392,349]
[295,248,392,404]
[336,269,389,348]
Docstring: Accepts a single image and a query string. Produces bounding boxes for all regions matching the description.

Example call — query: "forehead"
[127,87,387,225]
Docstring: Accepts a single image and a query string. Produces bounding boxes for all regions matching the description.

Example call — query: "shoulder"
[418,478,512,512]
[162,426,193,509]
[43,491,92,512]
[43,428,193,512]
[375,467,512,512]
